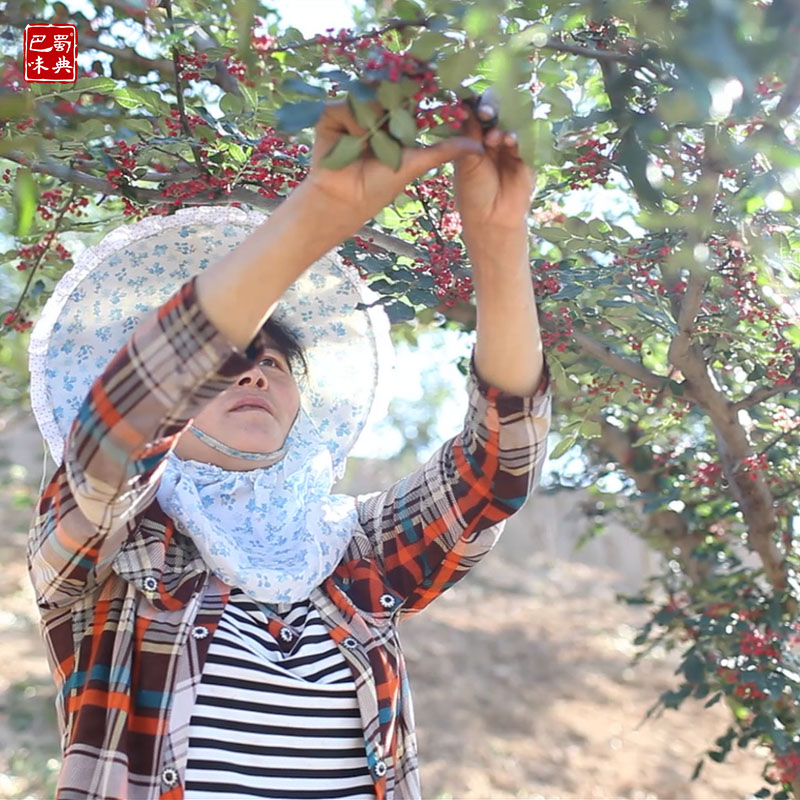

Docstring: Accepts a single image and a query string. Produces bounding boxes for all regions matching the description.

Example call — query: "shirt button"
[161,767,179,787]
[143,576,158,593]
[191,625,209,640]
[343,637,358,649]
[373,759,387,777]
[379,593,396,609]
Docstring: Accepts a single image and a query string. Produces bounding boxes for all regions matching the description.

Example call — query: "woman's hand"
[453,101,536,241]
[301,101,482,234]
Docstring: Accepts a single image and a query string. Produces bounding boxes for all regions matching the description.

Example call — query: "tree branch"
[5,187,76,328]
[732,379,800,411]
[596,418,708,582]
[268,14,642,65]
[0,152,424,261]
[543,36,639,64]
[164,0,207,172]
[571,329,673,391]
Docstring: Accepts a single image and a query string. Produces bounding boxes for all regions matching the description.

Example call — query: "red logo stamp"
[24,24,77,84]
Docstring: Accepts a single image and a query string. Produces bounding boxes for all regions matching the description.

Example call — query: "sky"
[272,0,362,35]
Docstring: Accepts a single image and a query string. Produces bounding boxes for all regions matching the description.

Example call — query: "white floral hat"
[28,205,394,481]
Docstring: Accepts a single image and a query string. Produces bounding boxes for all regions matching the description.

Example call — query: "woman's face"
[174,335,301,471]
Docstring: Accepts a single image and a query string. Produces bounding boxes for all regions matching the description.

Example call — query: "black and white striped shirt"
[185,588,375,799]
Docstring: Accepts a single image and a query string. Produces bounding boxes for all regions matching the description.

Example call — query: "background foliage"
[2,0,800,795]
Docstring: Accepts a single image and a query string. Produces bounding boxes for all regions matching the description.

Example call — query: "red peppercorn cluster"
[690,461,723,489]
[573,18,626,50]
[311,28,469,134]
[732,680,769,700]
[710,237,795,382]
[0,58,24,92]
[118,125,308,218]
[177,51,209,82]
[756,76,785,98]
[738,626,782,660]
[36,188,90,221]
[532,260,562,296]
[245,130,309,199]
[163,108,208,137]
[14,235,72,273]
[314,28,383,63]
[567,138,612,189]
[252,32,276,53]
[100,138,145,189]
[586,376,626,402]
[771,749,800,784]
[1,310,33,332]
[411,234,471,306]
[614,240,671,297]
[224,53,256,87]
[541,307,574,352]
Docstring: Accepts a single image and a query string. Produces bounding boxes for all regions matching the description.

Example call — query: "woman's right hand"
[300,101,483,231]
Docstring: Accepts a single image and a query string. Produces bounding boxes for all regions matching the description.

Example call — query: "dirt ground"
[0,455,770,800]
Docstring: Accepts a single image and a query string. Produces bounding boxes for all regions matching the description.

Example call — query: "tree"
[2,0,800,795]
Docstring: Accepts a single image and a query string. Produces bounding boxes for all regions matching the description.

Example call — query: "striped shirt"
[185,589,375,799]
[28,274,552,800]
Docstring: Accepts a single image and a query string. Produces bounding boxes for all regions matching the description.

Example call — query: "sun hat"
[27,205,395,604]
[28,204,394,479]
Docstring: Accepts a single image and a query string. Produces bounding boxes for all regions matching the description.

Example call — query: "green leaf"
[406,288,439,307]
[393,0,424,19]
[239,83,258,112]
[281,77,326,98]
[753,789,771,798]
[220,92,244,114]
[388,108,418,146]
[0,92,34,120]
[690,759,704,781]
[409,31,450,61]
[539,86,572,120]
[550,433,578,460]
[377,81,407,110]
[73,76,117,94]
[348,94,380,130]
[320,134,363,169]
[519,118,554,167]
[114,87,169,116]
[564,217,588,236]
[14,169,36,237]
[580,419,602,438]
[370,279,401,294]
[437,47,481,91]
[537,226,570,242]
[384,300,416,323]
[370,130,402,171]
[275,100,325,132]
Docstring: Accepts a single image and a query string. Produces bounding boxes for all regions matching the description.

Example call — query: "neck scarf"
[155,408,357,604]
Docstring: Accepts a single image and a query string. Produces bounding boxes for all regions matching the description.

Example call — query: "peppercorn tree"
[1,0,800,796]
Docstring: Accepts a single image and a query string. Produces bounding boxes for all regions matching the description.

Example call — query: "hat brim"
[28,206,394,478]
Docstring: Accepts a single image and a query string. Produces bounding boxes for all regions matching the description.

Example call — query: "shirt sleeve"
[354,348,552,615]
[27,275,275,609]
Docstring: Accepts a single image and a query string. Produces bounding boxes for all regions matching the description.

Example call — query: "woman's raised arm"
[194,102,482,351]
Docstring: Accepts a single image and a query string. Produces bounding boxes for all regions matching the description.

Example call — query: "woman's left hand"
[453,98,536,238]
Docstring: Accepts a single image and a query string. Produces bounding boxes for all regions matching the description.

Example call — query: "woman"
[27,99,551,799]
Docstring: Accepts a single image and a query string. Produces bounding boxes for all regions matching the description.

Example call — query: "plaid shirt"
[28,275,552,800]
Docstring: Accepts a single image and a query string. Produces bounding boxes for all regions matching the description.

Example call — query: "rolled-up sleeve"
[355,347,552,615]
